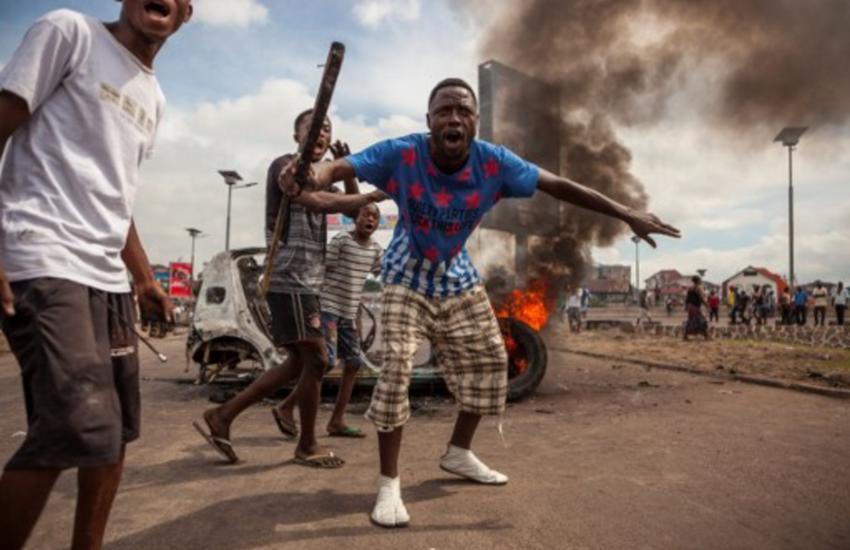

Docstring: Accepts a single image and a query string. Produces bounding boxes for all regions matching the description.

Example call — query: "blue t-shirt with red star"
[347,133,539,297]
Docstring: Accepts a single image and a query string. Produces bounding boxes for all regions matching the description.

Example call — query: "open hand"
[136,281,173,337]
[329,140,351,159]
[278,153,319,197]
[625,209,681,248]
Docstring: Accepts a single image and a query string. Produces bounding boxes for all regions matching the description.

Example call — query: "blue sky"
[1,0,848,285]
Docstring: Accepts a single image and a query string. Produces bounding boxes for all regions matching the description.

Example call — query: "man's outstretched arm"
[291,188,387,214]
[278,156,384,214]
[536,168,681,248]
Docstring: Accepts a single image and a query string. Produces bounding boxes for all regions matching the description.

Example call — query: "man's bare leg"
[0,468,61,550]
[378,427,403,478]
[448,410,481,449]
[204,350,301,440]
[273,374,300,430]
[327,363,359,434]
[292,340,342,465]
[72,449,125,550]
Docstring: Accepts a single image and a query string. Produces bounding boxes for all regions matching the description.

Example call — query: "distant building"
[583,264,632,303]
[644,269,718,305]
[473,60,562,286]
[645,269,682,295]
[722,266,788,298]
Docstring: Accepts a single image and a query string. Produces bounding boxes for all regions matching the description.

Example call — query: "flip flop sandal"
[293,451,345,469]
[272,408,298,439]
[327,426,366,438]
[192,419,239,464]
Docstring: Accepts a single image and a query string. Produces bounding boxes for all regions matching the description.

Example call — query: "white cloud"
[353,0,421,28]
[604,106,850,282]
[595,194,850,285]
[193,0,269,28]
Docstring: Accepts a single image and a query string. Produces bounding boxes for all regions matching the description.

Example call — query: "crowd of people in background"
[559,277,848,335]
[714,280,847,327]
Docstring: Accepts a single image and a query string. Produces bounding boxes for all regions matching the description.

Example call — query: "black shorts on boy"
[2,278,140,470]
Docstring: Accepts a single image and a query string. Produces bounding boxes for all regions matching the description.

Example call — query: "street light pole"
[774,127,807,289]
[631,235,640,304]
[186,227,202,283]
[218,170,258,251]
[226,183,233,251]
[787,144,794,287]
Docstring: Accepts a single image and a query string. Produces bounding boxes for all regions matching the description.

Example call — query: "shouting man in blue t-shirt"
[280,78,680,527]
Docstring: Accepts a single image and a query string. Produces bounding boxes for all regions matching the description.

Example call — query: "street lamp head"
[774,126,808,147]
[186,227,203,237]
[630,235,641,244]
[218,170,243,186]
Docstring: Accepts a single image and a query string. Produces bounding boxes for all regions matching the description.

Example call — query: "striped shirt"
[347,133,539,297]
[265,154,338,294]
[321,231,383,319]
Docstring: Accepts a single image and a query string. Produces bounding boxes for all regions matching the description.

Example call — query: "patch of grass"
[827,353,850,371]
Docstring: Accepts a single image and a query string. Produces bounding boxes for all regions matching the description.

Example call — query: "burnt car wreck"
[187,248,548,401]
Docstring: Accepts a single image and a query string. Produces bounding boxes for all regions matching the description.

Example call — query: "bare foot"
[275,406,296,428]
[203,408,231,441]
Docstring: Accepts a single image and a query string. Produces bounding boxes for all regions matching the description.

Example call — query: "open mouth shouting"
[312,138,329,159]
[143,0,172,22]
[443,128,466,149]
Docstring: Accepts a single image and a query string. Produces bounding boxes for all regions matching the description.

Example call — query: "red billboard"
[169,262,192,298]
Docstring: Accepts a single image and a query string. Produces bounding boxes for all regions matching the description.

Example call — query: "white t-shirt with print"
[0,9,164,292]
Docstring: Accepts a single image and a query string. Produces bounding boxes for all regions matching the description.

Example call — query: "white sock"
[371,475,410,527]
[440,445,509,485]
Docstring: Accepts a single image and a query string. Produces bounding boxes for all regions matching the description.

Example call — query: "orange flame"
[495,279,553,331]
[502,332,529,374]
[496,279,553,376]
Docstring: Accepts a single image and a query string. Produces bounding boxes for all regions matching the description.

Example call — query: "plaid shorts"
[365,284,508,431]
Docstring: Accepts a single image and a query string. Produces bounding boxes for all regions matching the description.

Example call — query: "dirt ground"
[553,325,850,388]
[1,332,850,549]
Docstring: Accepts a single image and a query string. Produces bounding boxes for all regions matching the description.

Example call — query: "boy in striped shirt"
[321,203,383,436]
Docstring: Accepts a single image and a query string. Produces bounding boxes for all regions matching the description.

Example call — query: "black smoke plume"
[473,0,849,294]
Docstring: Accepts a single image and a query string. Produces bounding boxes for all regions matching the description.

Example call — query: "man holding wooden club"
[195,110,386,468]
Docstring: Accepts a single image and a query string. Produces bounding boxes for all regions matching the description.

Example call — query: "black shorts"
[321,312,362,369]
[266,292,323,347]
[2,278,140,470]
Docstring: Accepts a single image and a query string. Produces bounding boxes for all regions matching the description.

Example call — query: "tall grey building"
[477,60,562,282]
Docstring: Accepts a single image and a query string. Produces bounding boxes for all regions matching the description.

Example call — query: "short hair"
[358,202,380,216]
[294,109,313,133]
[691,275,701,285]
[428,78,477,108]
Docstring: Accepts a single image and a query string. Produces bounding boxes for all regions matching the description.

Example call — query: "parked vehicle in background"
[187,248,548,401]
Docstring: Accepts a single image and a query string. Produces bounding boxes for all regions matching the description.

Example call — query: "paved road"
[1,334,848,549]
